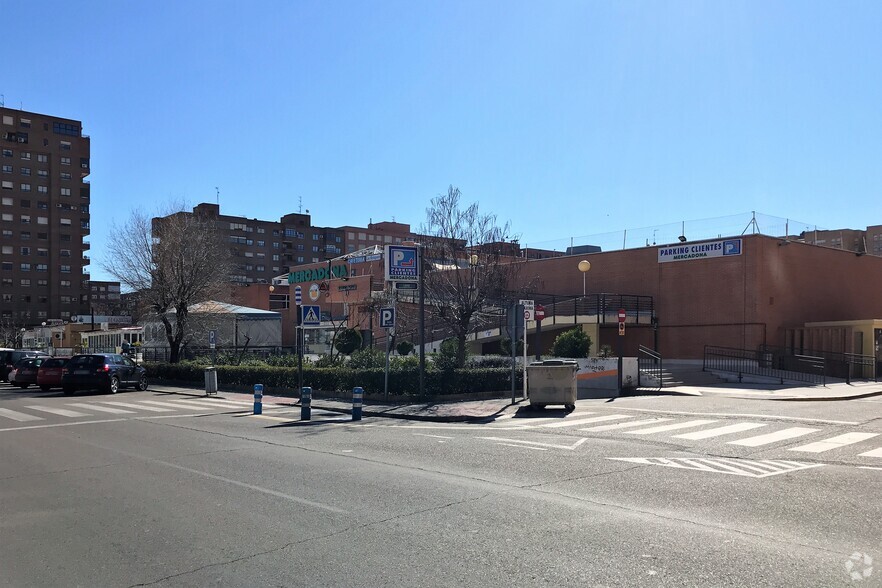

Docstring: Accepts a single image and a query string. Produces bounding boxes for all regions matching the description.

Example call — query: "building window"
[20,263,30,272]
[60,265,71,273]
[60,172,71,180]
[312,246,319,252]
[296,256,304,263]
[37,248,47,256]
[230,222,246,231]
[1,165,12,174]
[53,122,80,136]
[37,217,48,225]
[60,280,70,287]
[36,264,47,272]
[60,218,71,226]
[244,252,253,258]
[1,245,10,254]
[273,242,280,249]
[20,199,29,208]
[37,154,47,163]
[21,231,30,240]
[257,240,265,247]
[37,170,48,178]
[20,167,30,176]
[272,254,280,261]
[20,118,31,128]
[61,187,71,196]
[257,227,265,234]
[60,249,71,257]
[312,234,320,240]
[1,197,10,206]
[20,183,30,192]
[1,262,11,271]
[37,186,47,194]
[1,149,11,158]
[1,181,11,190]
[1,213,12,222]
[20,151,30,160]
[20,279,30,287]
[20,215,30,224]
[20,246,29,255]
[61,157,70,166]
[37,201,47,210]
[2,230,11,237]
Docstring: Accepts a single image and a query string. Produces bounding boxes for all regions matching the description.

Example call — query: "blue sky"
[5,1,882,279]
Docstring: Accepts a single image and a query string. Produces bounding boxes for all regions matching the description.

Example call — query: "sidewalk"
[149,382,521,423]
[649,381,882,401]
[147,378,882,425]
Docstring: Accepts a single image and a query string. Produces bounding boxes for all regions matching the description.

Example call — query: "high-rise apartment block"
[1,107,91,326]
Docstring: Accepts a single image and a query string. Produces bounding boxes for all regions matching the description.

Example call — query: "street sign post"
[518,300,534,398]
[394,282,418,290]
[294,285,302,306]
[617,308,625,394]
[208,330,216,349]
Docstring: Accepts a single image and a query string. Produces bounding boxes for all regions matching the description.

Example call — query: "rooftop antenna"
[0,95,4,107]
[215,187,219,206]
[298,195,302,214]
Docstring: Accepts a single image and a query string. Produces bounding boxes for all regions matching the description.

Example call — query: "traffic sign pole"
[617,308,625,394]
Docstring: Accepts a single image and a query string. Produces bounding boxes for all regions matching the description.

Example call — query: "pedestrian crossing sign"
[301,305,321,327]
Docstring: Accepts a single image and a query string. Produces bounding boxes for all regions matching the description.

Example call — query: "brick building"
[1,107,91,326]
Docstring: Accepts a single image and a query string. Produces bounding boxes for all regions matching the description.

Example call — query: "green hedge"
[144,362,520,397]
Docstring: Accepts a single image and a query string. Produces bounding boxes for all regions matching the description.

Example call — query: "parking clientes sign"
[657,239,742,263]
[384,245,419,282]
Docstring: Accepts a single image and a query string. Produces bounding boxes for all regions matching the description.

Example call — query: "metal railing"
[704,345,826,386]
[759,344,877,382]
[638,345,663,390]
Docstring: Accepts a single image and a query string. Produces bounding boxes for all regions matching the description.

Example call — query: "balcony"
[82,239,90,250]
[82,255,90,263]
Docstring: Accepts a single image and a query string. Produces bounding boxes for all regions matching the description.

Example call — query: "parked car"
[12,357,48,389]
[1,350,49,382]
[61,353,148,395]
[36,357,71,391]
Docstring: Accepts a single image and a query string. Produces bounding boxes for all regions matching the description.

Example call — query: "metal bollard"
[301,386,311,421]
[352,387,363,421]
[253,384,263,415]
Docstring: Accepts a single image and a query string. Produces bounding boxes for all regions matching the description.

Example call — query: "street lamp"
[41,322,47,350]
[578,260,591,296]
[19,327,25,349]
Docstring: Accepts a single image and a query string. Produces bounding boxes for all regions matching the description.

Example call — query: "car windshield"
[68,356,104,368]
[42,358,67,368]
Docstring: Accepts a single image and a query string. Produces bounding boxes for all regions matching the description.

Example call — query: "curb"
[771,389,882,402]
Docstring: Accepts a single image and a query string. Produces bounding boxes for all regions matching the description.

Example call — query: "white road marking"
[626,419,718,435]
[858,447,882,458]
[67,403,135,415]
[137,400,212,410]
[554,414,634,425]
[0,407,45,422]
[536,415,627,428]
[0,418,128,432]
[858,466,882,471]
[580,418,673,432]
[26,405,91,418]
[790,432,880,453]
[728,427,820,447]
[673,422,766,440]
[100,401,174,412]
[512,412,595,425]
[413,433,454,439]
[164,399,246,410]
[608,457,823,478]
[497,443,548,451]
[601,406,860,426]
[478,436,588,451]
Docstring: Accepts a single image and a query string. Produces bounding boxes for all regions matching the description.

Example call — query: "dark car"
[61,354,148,395]
[11,357,48,389]
[1,350,49,382]
[36,357,71,391]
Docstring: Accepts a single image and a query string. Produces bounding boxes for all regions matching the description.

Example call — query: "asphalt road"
[1,384,880,587]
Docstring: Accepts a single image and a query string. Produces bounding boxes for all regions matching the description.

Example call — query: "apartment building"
[339,221,414,253]
[157,203,349,284]
[1,107,91,326]
[801,228,866,253]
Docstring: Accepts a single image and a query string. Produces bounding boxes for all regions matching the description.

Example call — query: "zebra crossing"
[0,396,286,425]
[492,410,882,459]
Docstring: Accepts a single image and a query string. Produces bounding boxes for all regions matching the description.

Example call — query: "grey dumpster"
[204,367,218,395]
[527,360,578,411]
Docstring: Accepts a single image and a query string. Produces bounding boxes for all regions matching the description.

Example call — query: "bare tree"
[0,316,26,348]
[102,204,233,363]
[419,186,524,367]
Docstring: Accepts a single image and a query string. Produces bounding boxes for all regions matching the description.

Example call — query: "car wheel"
[107,375,120,394]
[565,404,576,412]
[136,375,148,391]
[40,385,51,391]
[63,386,75,396]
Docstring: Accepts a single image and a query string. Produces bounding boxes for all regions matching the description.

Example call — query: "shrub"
[348,347,385,369]
[598,344,614,358]
[335,328,362,355]
[312,353,344,368]
[551,328,592,358]
[468,355,513,369]
[433,338,463,372]
[499,337,524,357]
[395,340,415,356]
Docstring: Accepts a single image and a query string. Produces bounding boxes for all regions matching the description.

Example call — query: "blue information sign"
[301,305,321,327]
